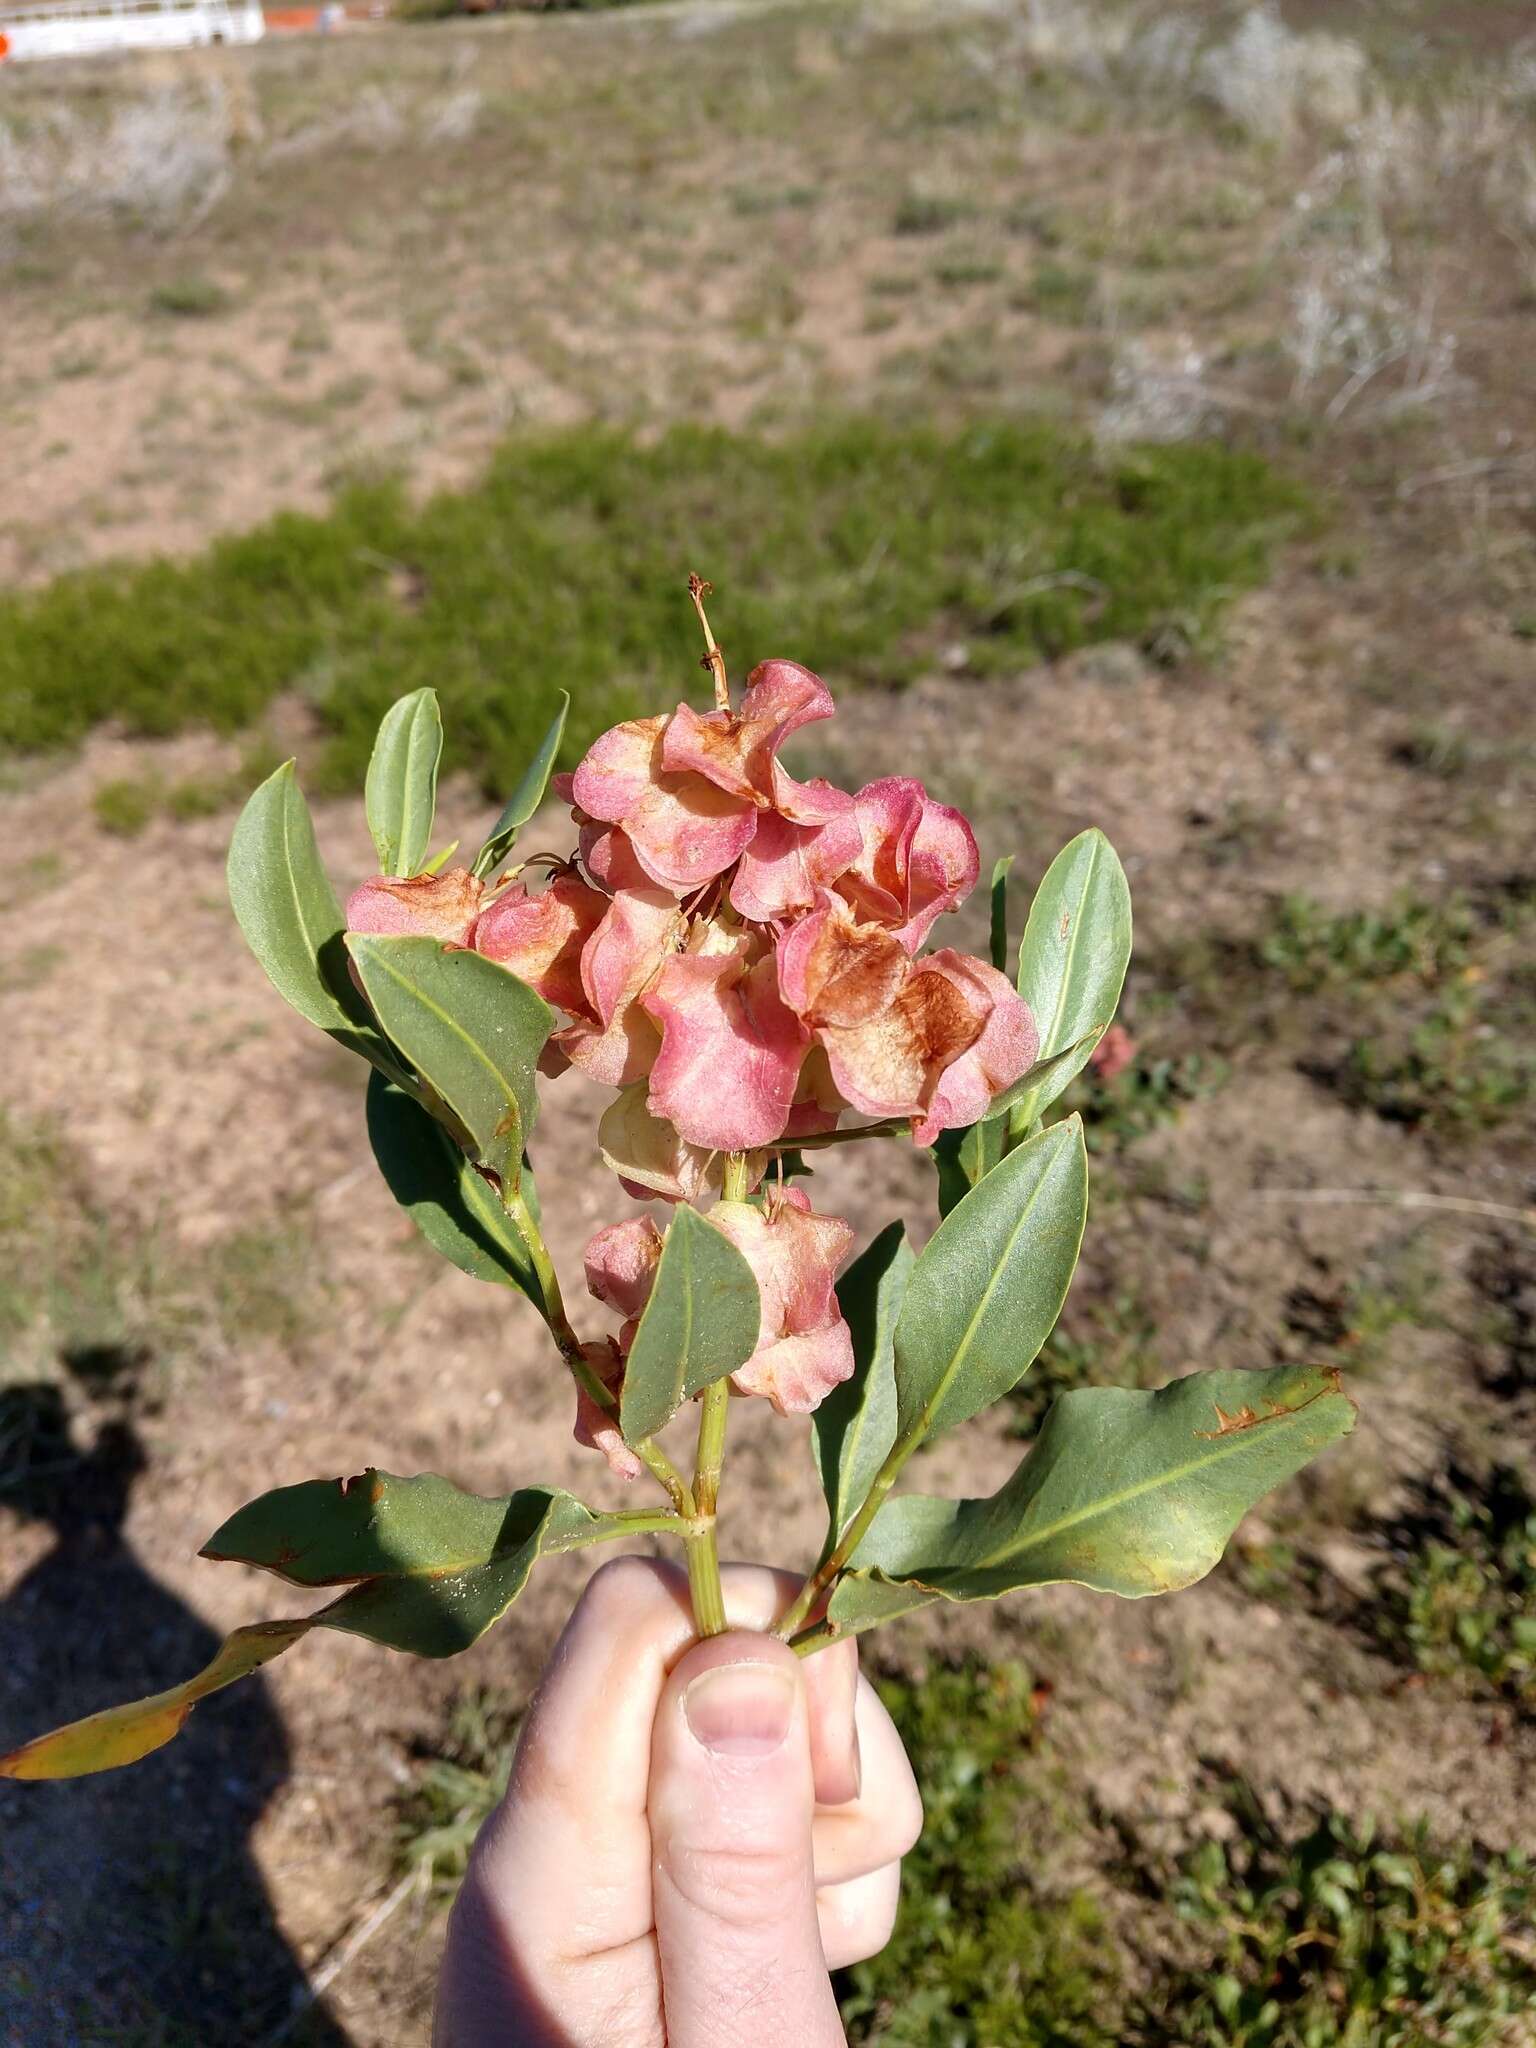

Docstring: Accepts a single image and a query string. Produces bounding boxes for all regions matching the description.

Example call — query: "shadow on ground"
[0,1371,351,2048]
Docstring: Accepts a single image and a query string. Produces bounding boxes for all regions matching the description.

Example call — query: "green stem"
[680,1150,751,1636]
[774,1434,909,1641]
[1004,1089,1041,1156]
[502,1180,582,1357]
[694,1379,729,1516]
[779,1118,908,1154]
[502,1177,693,1514]
[684,1515,728,1636]
[560,1508,690,1549]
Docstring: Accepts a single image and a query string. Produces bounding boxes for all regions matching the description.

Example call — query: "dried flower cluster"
[347,657,1036,1454]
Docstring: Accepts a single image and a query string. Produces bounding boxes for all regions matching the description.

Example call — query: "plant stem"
[687,572,730,710]
[694,1380,729,1517]
[774,1436,908,1641]
[502,1180,583,1359]
[684,1513,728,1636]
[1004,1088,1041,1155]
[502,1178,693,1513]
[680,1149,750,1636]
[638,1441,696,1516]
[561,1508,691,1550]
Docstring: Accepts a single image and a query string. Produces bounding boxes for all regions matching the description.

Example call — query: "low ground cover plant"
[0,419,1304,788]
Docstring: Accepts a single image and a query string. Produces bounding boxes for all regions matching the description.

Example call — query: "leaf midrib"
[903,1131,1069,1439]
[975,1392,1343,1568]
[1039,833,1098,1059]
[396,695,436,876]
[278,770,348,1025]
[358,943,524,1145]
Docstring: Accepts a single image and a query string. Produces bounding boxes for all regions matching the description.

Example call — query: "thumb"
[648,1631,846,2048]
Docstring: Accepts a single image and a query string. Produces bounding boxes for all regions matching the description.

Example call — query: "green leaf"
[989,854,1014,973]
[2,1472,639,1778]
[1014,828,1131,1114]
[828,1364,1356,1637]
[347,935,553,1184]
[931,1117,1002,1220]
[227,761,388,1064]
[365,687,443,879]
[895,1116,1088,1444]
[620,1206,760,1446]
[203,1469,618,1654]
[813,1223,912,1555]
[202,1466,538,1583]
[365,1073,539,1300]
[977,1034,1105,1127]
[472,692,570,881]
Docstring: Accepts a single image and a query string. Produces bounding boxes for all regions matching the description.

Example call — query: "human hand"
[435,1557,923,2047]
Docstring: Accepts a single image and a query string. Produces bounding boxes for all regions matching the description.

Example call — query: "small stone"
[1077,641,1148,688]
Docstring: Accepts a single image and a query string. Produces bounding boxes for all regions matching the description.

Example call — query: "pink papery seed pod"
[554,888,682,1088]
[906,951,1039,1146]
[640,926,810,1152]
[778,889,911,1031]
[597,1083,768,1205]
[344,867,484,945]
[471,870,609,1016]
[708,1187,855,1417]
[583,1213,664,1324]
[571,1336,642,1482]
[570,716,757,894]
[839,777,980,953]
[661,658,836,812]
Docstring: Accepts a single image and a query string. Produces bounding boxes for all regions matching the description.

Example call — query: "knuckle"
[659,1834,806,1929]
[889,1774,924,1859]
[582,1552,669,1622]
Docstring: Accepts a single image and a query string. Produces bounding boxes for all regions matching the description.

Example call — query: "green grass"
[91,746,284,838]
[1134,1789,1536,2046]
[1260,891,1536,1135]
[395,1686,523,1898]
[146,276,231,320]
[0,419,1307,800]
[839,1661,1115,2047]
[1163,891,1536,1136]
[1374,1465,1536,1710]
[1258,894,1478,994]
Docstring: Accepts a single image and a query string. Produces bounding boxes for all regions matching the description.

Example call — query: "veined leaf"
[365,687,443,879]
[895,1116,1087,1444]
[347,935,553,1184]
[620,1206,760,1446]
[828,1364,1356,1637]
[2,1474,626,1779]
[1014,829,1131,1116]
[227,761,389,1064]
[365,1073,539,1299]
[472,692,570,881]
[813,1223,911,1556]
